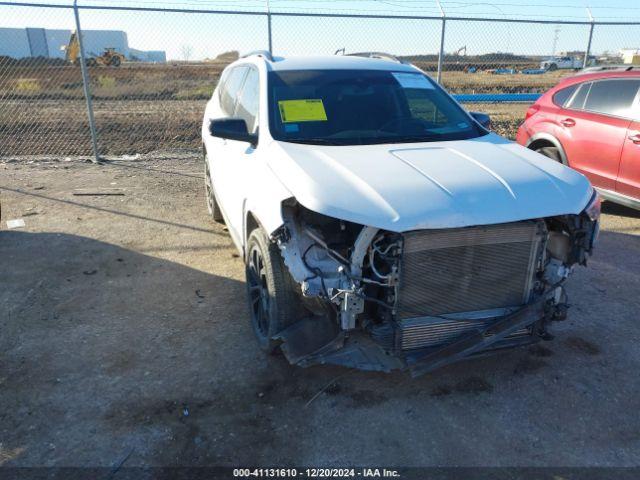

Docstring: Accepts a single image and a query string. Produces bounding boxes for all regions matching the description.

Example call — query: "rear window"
[552,84,578,107]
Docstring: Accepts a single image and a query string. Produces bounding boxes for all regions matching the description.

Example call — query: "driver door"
[218,67,261,235]
[206,65,249,241]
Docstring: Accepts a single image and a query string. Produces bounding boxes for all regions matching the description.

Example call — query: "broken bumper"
[278,295,551,377]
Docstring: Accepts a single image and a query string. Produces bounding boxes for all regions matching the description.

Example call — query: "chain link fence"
[1,1,640,159]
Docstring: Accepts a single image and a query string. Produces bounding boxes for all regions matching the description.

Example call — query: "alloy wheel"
[247,245,270,337]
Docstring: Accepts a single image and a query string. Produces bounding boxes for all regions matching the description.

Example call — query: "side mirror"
[469,111,491,130]
[209,118,257,145]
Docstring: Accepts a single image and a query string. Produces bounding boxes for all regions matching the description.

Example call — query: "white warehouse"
[0,27,166,62]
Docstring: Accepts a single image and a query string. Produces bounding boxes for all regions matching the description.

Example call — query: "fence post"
[583,22,595,69]
[73,0,100,163]
[436,0,446,84]
[266,0,273,54]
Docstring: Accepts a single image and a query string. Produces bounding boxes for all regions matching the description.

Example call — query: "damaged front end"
[270,194,600,376]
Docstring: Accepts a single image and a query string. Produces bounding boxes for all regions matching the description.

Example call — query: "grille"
[397,221,543,319]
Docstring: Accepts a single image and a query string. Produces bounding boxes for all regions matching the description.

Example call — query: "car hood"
[267,133,593,232]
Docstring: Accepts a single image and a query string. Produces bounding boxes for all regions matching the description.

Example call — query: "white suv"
[202,52,600,376]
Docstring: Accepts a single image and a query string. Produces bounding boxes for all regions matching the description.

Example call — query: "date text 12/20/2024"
[233,468,401,478]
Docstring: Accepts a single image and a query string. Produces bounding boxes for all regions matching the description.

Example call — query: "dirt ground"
[1,154,640,469]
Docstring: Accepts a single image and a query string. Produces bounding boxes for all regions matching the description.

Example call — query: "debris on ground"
[6,218,26,229]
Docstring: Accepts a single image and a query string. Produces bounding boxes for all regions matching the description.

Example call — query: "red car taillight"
[525,104,541,120]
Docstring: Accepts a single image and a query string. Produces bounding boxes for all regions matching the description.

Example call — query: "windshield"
[268,69,485,145]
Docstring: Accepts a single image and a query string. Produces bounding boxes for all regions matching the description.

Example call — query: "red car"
[517,68,640,209]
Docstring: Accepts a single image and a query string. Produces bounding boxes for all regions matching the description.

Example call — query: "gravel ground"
[1,155,640,469]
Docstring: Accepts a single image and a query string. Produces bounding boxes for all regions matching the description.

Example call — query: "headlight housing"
[584,191,601,222]
[583,191,601,248]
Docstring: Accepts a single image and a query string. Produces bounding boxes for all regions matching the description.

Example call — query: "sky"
[1,0,639,60]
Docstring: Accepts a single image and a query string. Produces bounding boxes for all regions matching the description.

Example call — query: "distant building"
[620,48,640,65]
[0,27,166,62]
[0,28,31,58]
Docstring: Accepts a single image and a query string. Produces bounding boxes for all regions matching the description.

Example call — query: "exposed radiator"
[397,221,544,319]
[397,315,531,351]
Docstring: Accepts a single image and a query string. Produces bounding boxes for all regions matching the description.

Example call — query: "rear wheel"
[534,145,561,163]
[204,153,223,223]
[110,56,121,67]
[245,228,305,353]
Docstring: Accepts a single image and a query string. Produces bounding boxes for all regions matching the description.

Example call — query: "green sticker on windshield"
[278,99,327,123]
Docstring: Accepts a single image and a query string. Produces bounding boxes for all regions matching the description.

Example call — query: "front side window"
[235,68,260,132]
[268,69,485,145]
[583,79,640,118]
[220,66,248,116]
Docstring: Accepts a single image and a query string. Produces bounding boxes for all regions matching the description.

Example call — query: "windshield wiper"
[357,135,440,145]
[283,135,442,146]
[390,135,440,143]
[284,138,344,146]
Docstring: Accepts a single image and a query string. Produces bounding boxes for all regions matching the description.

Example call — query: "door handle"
[628,133,640,144]
[560,118,576,127]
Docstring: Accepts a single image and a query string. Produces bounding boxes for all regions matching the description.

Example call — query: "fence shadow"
[0,185,220,235]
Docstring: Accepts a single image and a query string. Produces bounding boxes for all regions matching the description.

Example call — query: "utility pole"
[551,27,560,58]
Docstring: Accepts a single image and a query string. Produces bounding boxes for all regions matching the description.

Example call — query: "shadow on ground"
[602,201,640,219]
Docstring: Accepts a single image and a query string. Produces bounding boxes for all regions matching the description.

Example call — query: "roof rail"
[578,64,638,74]
[345,51,408,64]
[241,50,274,61]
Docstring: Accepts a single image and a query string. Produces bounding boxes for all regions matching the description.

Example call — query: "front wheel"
[245,228,305,353]
[534,146,561,163]
[204,154,223,223]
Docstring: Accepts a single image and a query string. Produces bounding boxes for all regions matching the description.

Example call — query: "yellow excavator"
[64,31,125,67]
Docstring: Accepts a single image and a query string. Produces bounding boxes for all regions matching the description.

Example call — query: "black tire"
[245,228,305,353]
[86,58,97,67]
[110,56,121,67]
[534,146,562,163]
[204,153,224,223]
